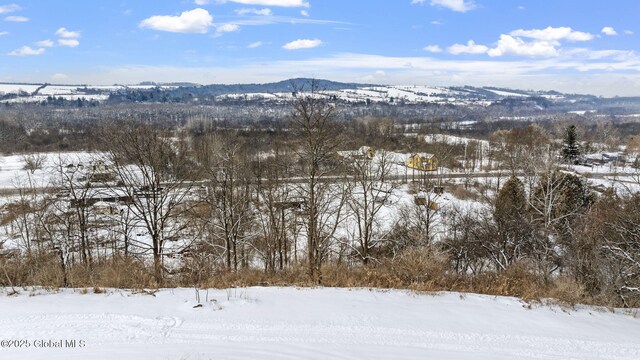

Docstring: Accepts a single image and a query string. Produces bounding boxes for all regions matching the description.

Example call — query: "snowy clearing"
[0,287,639,360]
[0,152,98,189]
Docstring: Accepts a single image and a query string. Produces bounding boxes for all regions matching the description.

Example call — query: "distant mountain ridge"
[0,78,598,98]
[5,78,640,115]
[166,78,375,97]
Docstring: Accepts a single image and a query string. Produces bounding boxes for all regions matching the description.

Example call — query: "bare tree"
[7,178,43,254]
[201,133,255,271]
[402,182,444,248]
[106,124,197,283]
[290,80,346,282]
[50,155,94,266]
[345,150,398,264]
[578,194,640,307]
[22,153,46,174]
[528,167,591,278]
[441,205,491,275]
[489,125,550,194]
[252,146,296,272]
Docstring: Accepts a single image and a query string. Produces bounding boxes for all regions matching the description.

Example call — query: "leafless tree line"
[1,85,640,306]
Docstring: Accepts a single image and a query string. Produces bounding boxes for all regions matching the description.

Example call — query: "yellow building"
[407,153,438,171]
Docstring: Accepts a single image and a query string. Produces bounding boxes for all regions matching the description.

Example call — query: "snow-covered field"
[0,83,178,104]
[0,152,97,189]
[425,134,490,149]
[0,84,41,94]
[0,287,638,360]
[484,88,528,97]
[217,85,498,106]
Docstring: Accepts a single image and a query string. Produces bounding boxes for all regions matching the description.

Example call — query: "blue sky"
[0,0,639,95]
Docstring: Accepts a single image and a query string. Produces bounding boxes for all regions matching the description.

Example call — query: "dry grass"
[0,255,157,289]
[197,251,597,307]
[0,249,622,307]
[449,184,481,202]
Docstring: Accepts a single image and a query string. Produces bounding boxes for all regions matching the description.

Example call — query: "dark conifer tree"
[562,125,580,163]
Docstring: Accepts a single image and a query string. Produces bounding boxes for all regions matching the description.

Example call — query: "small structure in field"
[92,201,121,216]
[88,160,115,183]
[337,146,376,161]
[69,188,133,208]
[274,200,305,211]
[413,195,439,210]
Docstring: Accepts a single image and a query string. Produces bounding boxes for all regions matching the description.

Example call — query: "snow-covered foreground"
[1,287,639,360]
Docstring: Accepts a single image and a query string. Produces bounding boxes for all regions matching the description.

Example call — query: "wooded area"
[1,83,640,307]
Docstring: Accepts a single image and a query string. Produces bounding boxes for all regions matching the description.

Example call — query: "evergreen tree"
[491,176,532,269]
[495,176,527,225]
[562,125,580,163]
[556,173,591,221]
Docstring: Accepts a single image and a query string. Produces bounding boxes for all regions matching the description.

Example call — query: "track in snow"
[1,287,639,360]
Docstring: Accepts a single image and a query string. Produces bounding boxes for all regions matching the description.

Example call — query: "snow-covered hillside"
[218,85,502,106]
[0,83,176,104]
[0,81,569,106]
[1,287,638,360]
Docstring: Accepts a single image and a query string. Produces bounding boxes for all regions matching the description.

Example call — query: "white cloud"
[58,39,80,48]
[444,26,601,59]
[224,0,309,7]
[248,41,264,48]
[9,46,45,56]
[517,5,525,10]
[510,26,593,42]
[457,26,599,58]
[423,45,442,53]
[624,30,634,35]
[487,35,558,57]
[4,15,28,22]
[139,8,213,33]
[431,20,442,25]
[56,27,81,39]
[283,38,322,50]
[412,0,476,13]
[300,10,309,17]
[0,4,20,14]
[565,48,637,62]
[601,26,617,36]
[447,40,488,55]
[35,39,54,47]
[236,8,272,16]
[215,23,240,36]
[0,31,8,36]
[194,0,210,4]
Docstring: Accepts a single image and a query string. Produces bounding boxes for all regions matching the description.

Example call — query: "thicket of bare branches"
[2,85,640,307]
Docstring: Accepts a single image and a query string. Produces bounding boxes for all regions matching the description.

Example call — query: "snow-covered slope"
[0,81,570,105]
[217,85,500,105]
[0,152,96,189]
[1,287,638,360]
[0,83,177,104]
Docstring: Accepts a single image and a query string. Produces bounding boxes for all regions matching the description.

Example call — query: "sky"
[0,0,639,96]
